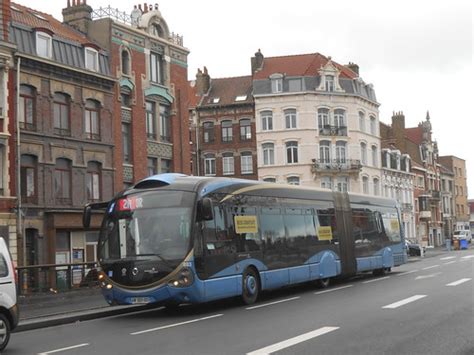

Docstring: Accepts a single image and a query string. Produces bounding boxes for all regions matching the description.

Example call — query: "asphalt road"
[7,249,474,355]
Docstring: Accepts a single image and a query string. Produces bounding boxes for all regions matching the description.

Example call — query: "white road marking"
[130,314,223,335]
[362,276,390,284]
[246,296,300,310]
[314,284,353,295]
[461,255,474,259]
[38,343,90,355]
[396,269,418,276]
[382,295,427,309]
[443,261,456,265]
[415,272,441,280]
[246,326,339,355]
[446,278,472,287]
[440,256,456,260]
[422,265,440,270]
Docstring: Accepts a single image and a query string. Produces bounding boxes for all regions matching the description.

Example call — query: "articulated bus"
[83,174,407,306]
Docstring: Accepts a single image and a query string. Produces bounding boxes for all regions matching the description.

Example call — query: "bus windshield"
[99,190,195,280]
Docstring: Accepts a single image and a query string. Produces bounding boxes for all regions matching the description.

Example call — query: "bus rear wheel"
[242,268,260,305]
[316,278,330,288]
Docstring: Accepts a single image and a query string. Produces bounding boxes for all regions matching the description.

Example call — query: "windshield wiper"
[134,253,175,268]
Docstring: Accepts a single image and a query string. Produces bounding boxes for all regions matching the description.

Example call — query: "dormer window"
[151,24,164,38]
[235,95,247,102]
[211,98,220,104]
[270,73,283,93]
[85,47,99,72]
[325,75,335,92]
[36,32,52,59]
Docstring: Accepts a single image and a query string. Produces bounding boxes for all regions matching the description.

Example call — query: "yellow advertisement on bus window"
[234,216,258,234]
[390,219,399,231]
[318,226,333,240]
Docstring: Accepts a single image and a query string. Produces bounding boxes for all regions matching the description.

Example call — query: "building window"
[287,176,300,185]
[121,50,130,75]
[241,152,253,174]
[286,141,298,164]
[321,176,332,190]
[362,176,369,194]
[160,159,171,173]
[373,178,380,196]
[204,154,216,176]
[335,141,346,163]
[36,32,52,59]
[360,142,367,165]
[85,47,99,72]
[262,143,275,165]
[261,111,273,131]
[19,85,35,130]
[203,122,214,143]
[0,145,4,195]
[160,105,171,142]
[150,52,163,84]
[147,157,158,176]
[145,101,157,140]
[85,99,100,140]
[284,109,297,129]
[372,146,378,167]
[336,176,349,192]
[359,112,365,132]
[263,177,276,183]
[334,109,346,129]
[325,75,335,92]
[222,153,234,175]
[318,108,330,129]
[122,123,132,163]
[271,78,283,93]
[54,158,72,204]
[370,116,377,135]
[20,154,37,203]
[86,161,101,202]
[53,93,70,136]
[240,119,251,141]
[320,141,331,163]
[221,120,233,142]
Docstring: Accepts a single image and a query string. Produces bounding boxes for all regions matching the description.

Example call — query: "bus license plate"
[130,297,151,304]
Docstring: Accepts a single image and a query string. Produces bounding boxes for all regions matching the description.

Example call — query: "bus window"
[203,206,233,255]
[381,209,401,243]
[317,209,337,243]
[283,208,306,246]
[229,206,261,252]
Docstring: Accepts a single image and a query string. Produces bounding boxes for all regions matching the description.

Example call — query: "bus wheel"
[316,278,330,289]
[373,268,386,276]
[242,268,260,305]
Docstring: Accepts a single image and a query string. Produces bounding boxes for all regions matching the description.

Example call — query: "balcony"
[419,211,431,219]
[319,125,348,137]
[401,203,413,212]
[312,159,362,174]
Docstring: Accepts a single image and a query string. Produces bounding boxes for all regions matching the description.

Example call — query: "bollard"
[445,239,451,251]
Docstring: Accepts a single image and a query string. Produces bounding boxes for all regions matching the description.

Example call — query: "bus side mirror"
[199,198,213,221]
[83,205,92,228]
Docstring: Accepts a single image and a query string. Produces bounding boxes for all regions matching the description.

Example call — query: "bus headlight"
[168,267,194,288]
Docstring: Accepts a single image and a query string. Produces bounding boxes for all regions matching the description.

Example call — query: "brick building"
[9,2,115,290]
[0,0,17,261]
[381,112,443,246]
[71,2,191,190]
[189,68,257,179]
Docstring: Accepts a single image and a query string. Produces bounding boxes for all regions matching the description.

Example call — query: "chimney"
[251,49,264,75]
[0,0,11,41]
[346,62,359,76]
[62,0,93,34]
[195,67,211,96]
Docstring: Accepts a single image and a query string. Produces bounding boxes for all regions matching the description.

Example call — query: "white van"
[0,237,19,351]
[453,230,472,243]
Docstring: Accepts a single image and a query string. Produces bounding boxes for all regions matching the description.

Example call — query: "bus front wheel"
[242,268,260,305]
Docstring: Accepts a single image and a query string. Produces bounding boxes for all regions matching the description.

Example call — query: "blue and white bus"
[83,174,407,306]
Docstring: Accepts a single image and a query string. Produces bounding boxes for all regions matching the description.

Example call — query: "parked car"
[453,230,472,243]
[0,237,19,351]
[405,240,425,256]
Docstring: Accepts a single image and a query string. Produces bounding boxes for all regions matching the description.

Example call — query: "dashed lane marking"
[314,284,353,295]
[443,261,456,265]
[396,269,419,276]
[422,265,440,270]
[246,296,300,310]
[362,276,390,284]
[382,295,427,309]
[130,314,223,335]
[38,343,90,355]
[246,326,339,355]
[446,278,472,287]
[440,256,456,260]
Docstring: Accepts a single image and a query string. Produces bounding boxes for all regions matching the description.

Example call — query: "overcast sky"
[16,0,474,197]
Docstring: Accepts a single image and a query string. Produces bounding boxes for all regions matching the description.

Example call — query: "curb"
[14,303,160,332]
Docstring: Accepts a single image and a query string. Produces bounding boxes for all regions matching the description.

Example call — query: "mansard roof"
[201,75,253,107]
[253,52,358,80]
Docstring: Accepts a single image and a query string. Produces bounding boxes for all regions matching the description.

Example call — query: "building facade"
[0,0,17,262]
[252,51,381,191]
[439,164,455,240]
[73,2,191,190]
[190,68,257,179]
[10,2,115,289]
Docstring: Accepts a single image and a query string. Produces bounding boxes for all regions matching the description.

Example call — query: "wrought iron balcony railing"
[319,125,348,136]
[312,159,362,173]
